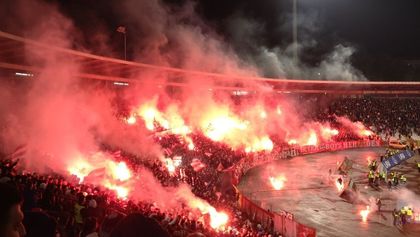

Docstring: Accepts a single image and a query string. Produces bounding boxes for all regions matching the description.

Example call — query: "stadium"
[1,1,420,237]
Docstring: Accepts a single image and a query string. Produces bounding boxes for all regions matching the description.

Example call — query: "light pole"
[293,0,298,64]
[116,26,127,60]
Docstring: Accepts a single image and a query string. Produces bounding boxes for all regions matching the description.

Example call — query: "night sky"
[2,0,420,81]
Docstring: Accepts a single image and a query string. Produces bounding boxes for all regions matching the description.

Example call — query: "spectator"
[110,213,171,237]
[0,182,26,237]
[74,194,86,236]
[80,217,99,237]
[23,210,57,237]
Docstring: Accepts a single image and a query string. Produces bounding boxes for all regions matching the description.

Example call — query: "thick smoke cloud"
[226,10,366,80]
[0,0,161,172]
[116,0,258,78]
[0,0,375,215]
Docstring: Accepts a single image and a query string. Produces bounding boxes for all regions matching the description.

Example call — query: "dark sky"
[194,0,420,81]
[58,0,420,81]
[3,0,420,81]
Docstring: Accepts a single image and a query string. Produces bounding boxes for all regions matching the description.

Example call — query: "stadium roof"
[1,30,420,94]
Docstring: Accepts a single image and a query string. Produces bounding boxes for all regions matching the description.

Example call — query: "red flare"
[126,115,137,125]
[269,175,287,190]
[335,178,344,192]
[360,206,370,222]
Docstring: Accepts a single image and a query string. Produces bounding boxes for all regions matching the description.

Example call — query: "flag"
[217,162,224,172]
[190,158,206,172]
[116,26,126,34]
[112,150,122,159]
[163,148,172,157]
[10,144,27,159]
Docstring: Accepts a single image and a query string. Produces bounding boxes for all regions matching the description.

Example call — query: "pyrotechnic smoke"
[0,1,375,230]
[0,0,161,172]
[226,10,366,80]
[392,188,420,210]
[115,0,258,78]
[0,2,252,227]
[336,116,373,137]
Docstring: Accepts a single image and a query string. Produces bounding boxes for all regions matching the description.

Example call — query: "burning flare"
[188,198,229,230]
[68,159,94,183]
[126,115,137,125]
[129,98,373,152]
[68,154,133,199]
[269,175,287,190]
[360,206,370,222]
[108,161,131,181]
[321,127,339,138]
[164,158,181,175]
[335,177,344,192]
[208,208,229,230]
[305,131,318,146]
[336,116,373,138]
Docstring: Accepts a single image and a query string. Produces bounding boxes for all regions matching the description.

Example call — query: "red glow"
[209,209,229,230]
[269,175,287,190]
[128,98,373,152]
[109,161,131,181]
[336,117,374,138]
[360,206,370,222]
[321,127,339,137]
[68,159,94,183]
[188,199,229,230]
[67,154,133,199]
[126,115,137,125]
[203,114,247,141]
[104,182,129,199]
[164,158,180,175]
[276,106,282,115]
[335,178,344,192]
[305,131,318,146]
[361,129,373,137]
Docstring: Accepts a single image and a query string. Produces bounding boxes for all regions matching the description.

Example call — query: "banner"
[381,150,415,171]
[279,139,382,159]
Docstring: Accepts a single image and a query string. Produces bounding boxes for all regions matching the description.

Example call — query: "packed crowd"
[325,97,420,138]
[2,96,420,237]
[0,132,279,237]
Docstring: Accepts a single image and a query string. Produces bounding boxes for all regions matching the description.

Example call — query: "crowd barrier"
[235,139,382,176]
[234,139,383,237]
[237,192,316,237]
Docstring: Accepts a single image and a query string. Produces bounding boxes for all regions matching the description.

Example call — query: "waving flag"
[191,158,206,172]
[9,144,27,159]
